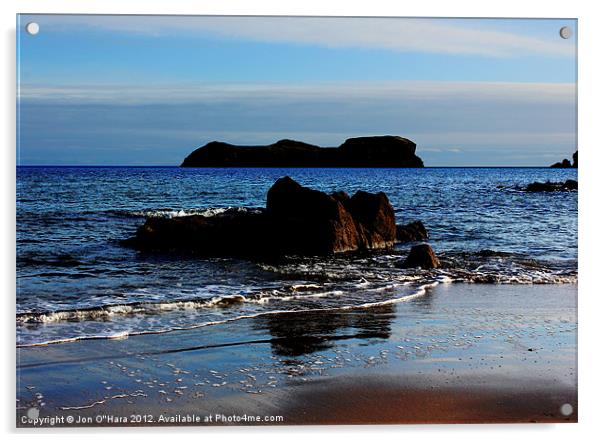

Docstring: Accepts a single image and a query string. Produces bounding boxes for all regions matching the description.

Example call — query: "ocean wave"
[17,295,248,324]
[16,250,577,347]
[16,284,348,325]
[17,278,445,348]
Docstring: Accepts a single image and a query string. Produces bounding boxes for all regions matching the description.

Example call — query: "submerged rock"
[402,244,440,269]
[524,180,578,192]
[396,221,428,243]
[124,177,397,257]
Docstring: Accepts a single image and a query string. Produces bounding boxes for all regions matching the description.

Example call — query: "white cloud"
[19,80,575,105]
[19,80,576,159]
[23,15,574,58]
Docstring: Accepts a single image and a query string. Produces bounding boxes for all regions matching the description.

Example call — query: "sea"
[16,167,578,347]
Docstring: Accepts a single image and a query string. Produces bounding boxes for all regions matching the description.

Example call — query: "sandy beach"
[17,282,577,426]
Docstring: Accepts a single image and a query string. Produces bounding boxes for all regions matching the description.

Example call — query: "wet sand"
[278,374,577,424]
[16,283,577,426]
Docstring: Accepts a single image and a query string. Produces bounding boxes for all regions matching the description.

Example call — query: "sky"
[17,15,577,166]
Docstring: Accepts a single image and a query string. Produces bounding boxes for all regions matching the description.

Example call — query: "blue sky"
[17,15,577,166]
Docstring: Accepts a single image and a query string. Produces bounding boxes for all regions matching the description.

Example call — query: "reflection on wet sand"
[254,305,395,357]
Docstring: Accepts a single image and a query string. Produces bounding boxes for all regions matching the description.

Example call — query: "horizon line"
[16,165,573,169]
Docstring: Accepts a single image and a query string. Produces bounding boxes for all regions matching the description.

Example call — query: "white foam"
[127,207,261,219]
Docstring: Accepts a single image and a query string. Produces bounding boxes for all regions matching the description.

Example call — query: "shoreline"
[17,282,577,427]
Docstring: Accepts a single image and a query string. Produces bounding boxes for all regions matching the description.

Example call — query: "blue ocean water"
[16,167,577,346]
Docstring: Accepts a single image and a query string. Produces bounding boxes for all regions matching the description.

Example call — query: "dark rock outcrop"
[347,191,397,249]
[123,177,397,257]
[402,244,440,269]
[551,151,578,168]
[265,177,361,255]
[396,221,428,243]
[524,180,578,192]
[120,208,272,257]
[181,136,424,168]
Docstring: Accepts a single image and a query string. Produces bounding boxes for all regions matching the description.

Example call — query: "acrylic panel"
[16,14,577,427]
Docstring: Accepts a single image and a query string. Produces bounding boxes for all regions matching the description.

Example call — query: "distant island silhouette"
[181,136,424,168]
[551,151,578,168]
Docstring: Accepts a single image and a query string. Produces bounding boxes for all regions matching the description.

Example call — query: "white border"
[2,0,600,440]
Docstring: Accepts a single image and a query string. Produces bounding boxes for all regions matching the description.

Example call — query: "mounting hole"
[559,26,572,39]
[560,403,573,416]
[26,22,39,35]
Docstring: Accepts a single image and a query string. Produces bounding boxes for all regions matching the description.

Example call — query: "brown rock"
[402,244,440,269]
[347,191,396,249]
[266,177,361,254]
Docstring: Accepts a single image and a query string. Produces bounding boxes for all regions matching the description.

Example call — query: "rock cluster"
[123,177,398,256]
